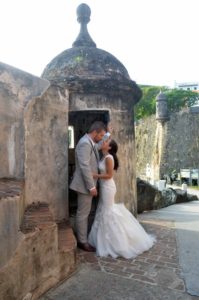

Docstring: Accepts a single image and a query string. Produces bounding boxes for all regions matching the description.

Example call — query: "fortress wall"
[135,110,199,180]
[0,62,49,179]
[24,85,69,221]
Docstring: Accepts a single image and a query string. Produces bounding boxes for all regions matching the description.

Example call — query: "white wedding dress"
[88,154,156,259]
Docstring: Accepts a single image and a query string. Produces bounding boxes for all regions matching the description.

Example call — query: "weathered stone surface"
[41,48,141,103]
[162,110,199,176]
[187,193,198,201]
[137,178,158,213]
[173,188,198,203]
[135,116,157,180]
[42,47,130,81]
[156,91,170,123]
[136,111,199,181]
[0,178,23,199]
[174,189,189,203]
[0,193,24,268]
[24,85,69,221]
[41,3,142,217]
[0,62,49,179]
[0,199,76,300]
[68,93,138,214]
[20,202,54,233]
[137,179,196,213]
[0,195,77,300]
[153,188,177,210]
[0,222,76,300]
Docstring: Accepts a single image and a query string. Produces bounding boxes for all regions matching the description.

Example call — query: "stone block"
[24,85,69,221]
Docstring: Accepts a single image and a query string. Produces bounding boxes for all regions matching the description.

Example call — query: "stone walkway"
[40,215,198,300]
[143,201,199,297]
[78,219,183,288]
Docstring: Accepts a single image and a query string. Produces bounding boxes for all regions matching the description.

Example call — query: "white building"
[175,82,199,107]
[175,81,199,92]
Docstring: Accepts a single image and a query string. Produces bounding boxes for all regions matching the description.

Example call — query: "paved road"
[143,200,199,296]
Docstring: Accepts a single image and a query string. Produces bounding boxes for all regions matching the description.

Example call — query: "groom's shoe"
[77,242,96,252]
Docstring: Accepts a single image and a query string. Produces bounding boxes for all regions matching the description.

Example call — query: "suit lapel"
[86,134,99,162]
[93,145,99,162]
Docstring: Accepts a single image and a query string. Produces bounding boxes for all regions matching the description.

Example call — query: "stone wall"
[135,110,199,180]
[0,64,74,299]
[0,62,70,222]
[0,62,49,179]
[24,85,69,221]
[69,93,137,213]
[0,182,76,300]
[0,193,24,268]
[161,110,199,175]
[135,115,156,178]
[0,220,76,300]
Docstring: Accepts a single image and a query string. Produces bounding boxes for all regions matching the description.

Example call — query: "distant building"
[175,81,199,92]
[175,81,199,107]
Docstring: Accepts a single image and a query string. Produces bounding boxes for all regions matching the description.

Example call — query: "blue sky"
[0,0,198,87]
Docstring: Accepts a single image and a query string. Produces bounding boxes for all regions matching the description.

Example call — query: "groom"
[70,121,106,252]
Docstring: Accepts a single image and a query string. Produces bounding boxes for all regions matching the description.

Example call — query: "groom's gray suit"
[70,134,99,243]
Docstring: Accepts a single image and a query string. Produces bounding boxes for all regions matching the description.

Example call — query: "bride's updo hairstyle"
[108,140,119,170]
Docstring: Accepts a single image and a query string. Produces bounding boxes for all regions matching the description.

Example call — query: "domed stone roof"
[42,46,130,82]
[42,3,130,82]
[41,3,141,102]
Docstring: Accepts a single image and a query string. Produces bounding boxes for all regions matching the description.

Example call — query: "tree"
[134,85,165,120]
[135,86,199,120]
[165,89,199,112]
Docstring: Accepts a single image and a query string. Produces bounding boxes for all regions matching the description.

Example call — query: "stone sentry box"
[42,3,142,216]
[0,4,141,299]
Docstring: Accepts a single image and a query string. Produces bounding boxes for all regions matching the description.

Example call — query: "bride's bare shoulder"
[105,154,113,160]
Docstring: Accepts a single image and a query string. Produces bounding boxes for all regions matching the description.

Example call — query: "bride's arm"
[93,157,113,179]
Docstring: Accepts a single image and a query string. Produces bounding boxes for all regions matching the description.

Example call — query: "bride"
[88,139,156,259]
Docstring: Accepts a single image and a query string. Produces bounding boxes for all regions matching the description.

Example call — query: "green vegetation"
[135,85,199,121]
[190,186,199,190]
[166,89,199,112]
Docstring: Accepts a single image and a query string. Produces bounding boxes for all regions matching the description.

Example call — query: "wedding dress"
[88,154,156,259]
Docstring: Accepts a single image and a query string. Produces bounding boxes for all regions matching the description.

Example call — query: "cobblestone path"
[77,218,186,292]
[40,216,198,300]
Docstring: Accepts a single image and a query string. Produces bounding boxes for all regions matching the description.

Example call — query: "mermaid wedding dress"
[88,154,156,259]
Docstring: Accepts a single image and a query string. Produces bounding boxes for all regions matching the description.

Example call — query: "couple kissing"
[70,121,156,258]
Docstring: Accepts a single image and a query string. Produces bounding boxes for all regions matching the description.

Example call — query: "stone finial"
[72,3,96,48]
[156,91,170,123]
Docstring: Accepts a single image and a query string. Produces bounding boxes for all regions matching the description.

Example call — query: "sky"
[0,0,198,87]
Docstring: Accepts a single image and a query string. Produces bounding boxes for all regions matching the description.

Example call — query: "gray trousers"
[76,193,93,243]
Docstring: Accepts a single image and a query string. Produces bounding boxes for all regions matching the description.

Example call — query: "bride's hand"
[93,173,99,179]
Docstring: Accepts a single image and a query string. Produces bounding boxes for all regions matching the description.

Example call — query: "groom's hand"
[93,173,99,179]
[89,187,98,196]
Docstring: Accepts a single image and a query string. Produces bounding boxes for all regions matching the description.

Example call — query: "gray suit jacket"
[69,134,99,194]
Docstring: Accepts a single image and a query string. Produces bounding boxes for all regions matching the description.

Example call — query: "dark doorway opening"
[68,110,110,231]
